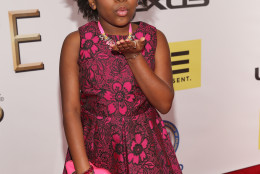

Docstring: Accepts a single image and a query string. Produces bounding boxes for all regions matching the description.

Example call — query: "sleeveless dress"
[63,21,182,174]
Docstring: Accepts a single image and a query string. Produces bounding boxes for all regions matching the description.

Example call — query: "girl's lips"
[116,7,128,17]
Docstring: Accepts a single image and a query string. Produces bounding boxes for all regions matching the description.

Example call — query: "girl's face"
[90,0,138,27]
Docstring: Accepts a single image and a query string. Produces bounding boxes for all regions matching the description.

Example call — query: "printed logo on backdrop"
[163,120,180,151]
[169,40,201,91]
[163,120,183,170]
[137,0,209,11]
[0,93,4,122]
[255,67,260,80]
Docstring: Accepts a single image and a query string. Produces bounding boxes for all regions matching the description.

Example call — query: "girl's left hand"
[110,37,146,58]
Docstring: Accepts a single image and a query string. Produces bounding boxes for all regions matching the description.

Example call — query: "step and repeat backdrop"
[0,0,259,173]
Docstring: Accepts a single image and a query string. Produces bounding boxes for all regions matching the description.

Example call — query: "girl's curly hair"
[74,0,148,21]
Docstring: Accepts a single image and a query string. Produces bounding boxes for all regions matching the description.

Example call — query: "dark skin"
[60,0,174,173]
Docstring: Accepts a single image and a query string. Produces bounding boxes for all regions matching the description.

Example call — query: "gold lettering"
[8,9,44,72]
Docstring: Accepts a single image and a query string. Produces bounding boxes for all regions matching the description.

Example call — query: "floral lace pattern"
[63,21,182,174]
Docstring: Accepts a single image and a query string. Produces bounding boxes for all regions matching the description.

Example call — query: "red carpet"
[224,164,260,174]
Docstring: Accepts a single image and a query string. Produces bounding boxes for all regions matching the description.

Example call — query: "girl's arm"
[116,30,174,114]
[59,31,91,173]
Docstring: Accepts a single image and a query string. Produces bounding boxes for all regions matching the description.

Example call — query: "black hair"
[74,0,148,21]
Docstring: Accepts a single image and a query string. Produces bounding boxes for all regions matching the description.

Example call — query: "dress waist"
[80,99,152,117]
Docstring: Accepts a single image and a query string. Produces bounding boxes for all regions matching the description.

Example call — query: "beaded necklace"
[98,21,135,47]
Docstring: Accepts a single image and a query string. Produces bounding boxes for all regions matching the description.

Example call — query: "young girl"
[60,0,182,173]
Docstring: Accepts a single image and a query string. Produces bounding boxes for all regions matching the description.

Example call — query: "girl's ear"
[88,0,96,10]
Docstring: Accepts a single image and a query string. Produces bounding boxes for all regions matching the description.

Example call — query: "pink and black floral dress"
[63,21,182,174]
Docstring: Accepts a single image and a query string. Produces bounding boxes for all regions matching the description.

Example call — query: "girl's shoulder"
[139,21,156,27]
[79,21,96,28]
[137,21,166,39]
[78,21,98,35]
[132,21,157,39]
[63,30,80,46]
[134,21,157,31]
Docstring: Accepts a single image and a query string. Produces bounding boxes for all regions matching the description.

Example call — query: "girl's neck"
[98,20,131,36]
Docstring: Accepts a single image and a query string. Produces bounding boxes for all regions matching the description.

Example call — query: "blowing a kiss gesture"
[110,37,146,59]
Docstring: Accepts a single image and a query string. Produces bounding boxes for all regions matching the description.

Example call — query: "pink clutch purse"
[65,160,111,174]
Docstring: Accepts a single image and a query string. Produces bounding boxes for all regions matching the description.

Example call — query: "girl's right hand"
[110,37,146,57]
